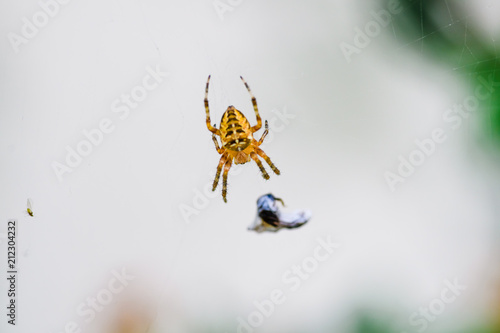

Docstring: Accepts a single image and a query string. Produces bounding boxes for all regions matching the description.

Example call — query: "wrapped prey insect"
[248,193,312,233]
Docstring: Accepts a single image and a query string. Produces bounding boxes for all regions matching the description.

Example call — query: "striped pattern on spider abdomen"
[219,106,253,151]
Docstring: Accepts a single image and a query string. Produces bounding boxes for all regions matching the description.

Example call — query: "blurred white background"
[1,1,500,332]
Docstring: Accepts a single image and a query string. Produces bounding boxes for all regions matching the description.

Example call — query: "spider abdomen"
[220,107,253,151]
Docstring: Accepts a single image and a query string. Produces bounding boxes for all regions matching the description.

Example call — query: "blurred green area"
[178,311,499,333]
[352,312,395,333]
[388,0,500,147]
[349,311,498,333]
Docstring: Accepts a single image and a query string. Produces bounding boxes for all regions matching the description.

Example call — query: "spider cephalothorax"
[204,75,280,202]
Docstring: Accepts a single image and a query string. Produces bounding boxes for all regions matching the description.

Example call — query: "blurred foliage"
[388,0,500,147]
[353,313,395,333]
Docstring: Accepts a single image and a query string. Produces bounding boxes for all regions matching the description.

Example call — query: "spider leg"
[250,151,270,180]
[257,120,269,146]
[255,147,280,175]
[212,153,227,191]
[240,76,262,132]
[205,75,219,135]
[222,157,233,203]
[212,131,223,154]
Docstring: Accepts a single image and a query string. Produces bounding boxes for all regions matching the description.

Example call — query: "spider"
[204,75,280,203]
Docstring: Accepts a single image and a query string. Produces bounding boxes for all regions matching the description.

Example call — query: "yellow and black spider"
[204,75,280,202]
